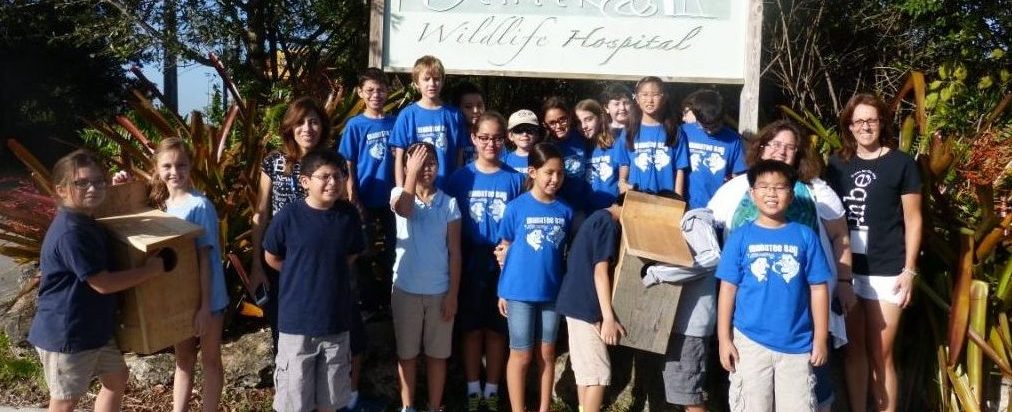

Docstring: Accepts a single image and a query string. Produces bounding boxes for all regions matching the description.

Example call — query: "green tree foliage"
[0,1,129,166]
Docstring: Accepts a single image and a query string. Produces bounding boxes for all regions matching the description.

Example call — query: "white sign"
[378,0,747,83]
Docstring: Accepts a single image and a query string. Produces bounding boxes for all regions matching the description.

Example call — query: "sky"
[137,60,218,115]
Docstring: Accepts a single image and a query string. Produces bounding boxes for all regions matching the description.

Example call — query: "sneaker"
[484,393,499,412]
[467,393,481,412]
[400,407,417,412]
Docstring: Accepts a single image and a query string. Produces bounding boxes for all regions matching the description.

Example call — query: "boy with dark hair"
[598,83,632,136]
[338,67,395,410]
[454,81,485,163]
[679,89,747,210]
[263,151,365,412]
[555,193,626,412]
[716,159,830,412]
[391,55,470,189]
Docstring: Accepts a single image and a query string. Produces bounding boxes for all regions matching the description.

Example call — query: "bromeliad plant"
[0,52,411,310]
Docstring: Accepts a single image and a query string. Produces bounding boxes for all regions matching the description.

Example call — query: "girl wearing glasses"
[618,76,689,195]
[708,120,855,412]
[575,99,629,210]
[542,96,591,214]
[446,112,526,411]
[826,93,922,412]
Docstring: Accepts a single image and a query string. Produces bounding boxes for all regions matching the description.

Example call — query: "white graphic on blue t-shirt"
[417,125,448,150]
[467,190,510,223]
[564,155,584,177]
[747,243,802,284]
[367,130,389,160]
[633,143,671,172]
[589,155,614,183]
[689,142,728,174]
[524,216,566,251]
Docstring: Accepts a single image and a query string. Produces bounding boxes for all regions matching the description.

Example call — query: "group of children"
[31,53,836,412]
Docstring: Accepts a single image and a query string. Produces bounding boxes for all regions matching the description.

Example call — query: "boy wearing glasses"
[716,160,831,412]
[502,109,542,170]
[263,151,365,412]
[679,89,747,209]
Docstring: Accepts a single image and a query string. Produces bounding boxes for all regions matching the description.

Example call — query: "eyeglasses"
[762,141,798,153]
[511,126,540,136]
[360,87,387,96]
[545,117,569,128]
[475,134,505,145]
[752,185,792,194]
[309,174,344,183]
[851,118,880,128]
[636,92,664,100]
[70,179,108,190]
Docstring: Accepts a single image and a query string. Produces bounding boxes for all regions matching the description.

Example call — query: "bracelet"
[838,278,853,284]
[901,267,918,277]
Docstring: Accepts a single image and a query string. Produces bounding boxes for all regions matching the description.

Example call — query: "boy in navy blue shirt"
[555,194,626,412]
[263,151,365,412]
[716,160,830,412]
[391,55,470,189]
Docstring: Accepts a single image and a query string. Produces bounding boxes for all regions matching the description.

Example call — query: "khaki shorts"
[273,332,351,411]
[36,340,127,400]
[391,286,453,359]
[728,329,816,412]
[566,317,611,386]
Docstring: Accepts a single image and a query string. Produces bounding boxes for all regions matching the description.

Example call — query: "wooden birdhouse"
[95,181,204,354]
[612,190,693,354]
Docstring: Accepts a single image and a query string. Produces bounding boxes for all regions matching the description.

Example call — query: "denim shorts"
[505,300,559,350]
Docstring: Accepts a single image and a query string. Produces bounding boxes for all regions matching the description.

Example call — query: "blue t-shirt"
[165,191,229,312]
[389,102,470,188]
[262,200,365,336]
[338,114,396,208]
[29,208,115,353]
[715,221,831,353]
[501,151,529,171]
[553,131,592,212]
[587,143,629,210]
[683,123,747,209]
[555,210,619,323]
[391,187,461,295]
[445,162,526,246]
[497,192,573,302]
[619,124,690,194]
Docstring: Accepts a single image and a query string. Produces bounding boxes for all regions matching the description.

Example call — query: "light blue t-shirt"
[715,221,831,353]
[390,187,462,295]
[619,124,690,194]
[501,151,529,171]
[338,114,396,208]
[682,123,747,209]
[389,102,470,188]
[553,131,591,212]
[166,191,229,312]
[497,192,573,302]
[587,142,629,210]
[445,162,526,246]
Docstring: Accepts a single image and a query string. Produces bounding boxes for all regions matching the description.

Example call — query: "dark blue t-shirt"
[338,114,396,208]
[555,209,619,323]
[682,123,747,209]
[552,131,592,212]
[501,151,529,171]
[497,192,573,302]
[29,208,115,353]
[389,102,470,188]
[262,200,365,336]
[445,162,526,246]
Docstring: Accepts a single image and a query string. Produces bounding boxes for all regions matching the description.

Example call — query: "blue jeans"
[505,300,559,350]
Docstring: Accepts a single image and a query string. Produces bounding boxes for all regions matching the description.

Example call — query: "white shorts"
[853,274,904,305]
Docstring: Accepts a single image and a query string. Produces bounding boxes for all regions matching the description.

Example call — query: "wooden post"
[368,0,385,68]
[739,0,763,135]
